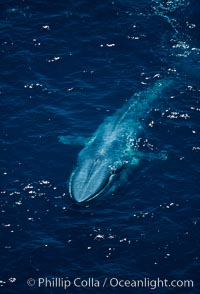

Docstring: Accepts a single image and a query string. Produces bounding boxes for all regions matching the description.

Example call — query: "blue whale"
[60,79,171,203]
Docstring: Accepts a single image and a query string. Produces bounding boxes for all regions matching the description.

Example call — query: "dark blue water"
[1,0,199,293]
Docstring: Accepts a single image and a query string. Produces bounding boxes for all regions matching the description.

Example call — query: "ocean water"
[0,0,199,293]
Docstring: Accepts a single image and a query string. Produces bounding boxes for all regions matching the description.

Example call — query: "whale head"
[69,156,122,203]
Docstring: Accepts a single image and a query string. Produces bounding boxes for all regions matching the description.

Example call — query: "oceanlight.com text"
[27,276,194,290]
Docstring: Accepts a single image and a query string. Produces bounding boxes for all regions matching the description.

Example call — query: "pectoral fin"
[133,150,168,162]
[59,135,87,146]
[146,150,168,161]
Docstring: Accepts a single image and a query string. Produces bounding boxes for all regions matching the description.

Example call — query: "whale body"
[62,79,171,203]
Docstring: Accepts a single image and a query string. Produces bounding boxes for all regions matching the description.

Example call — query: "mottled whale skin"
[67,80,171,203]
